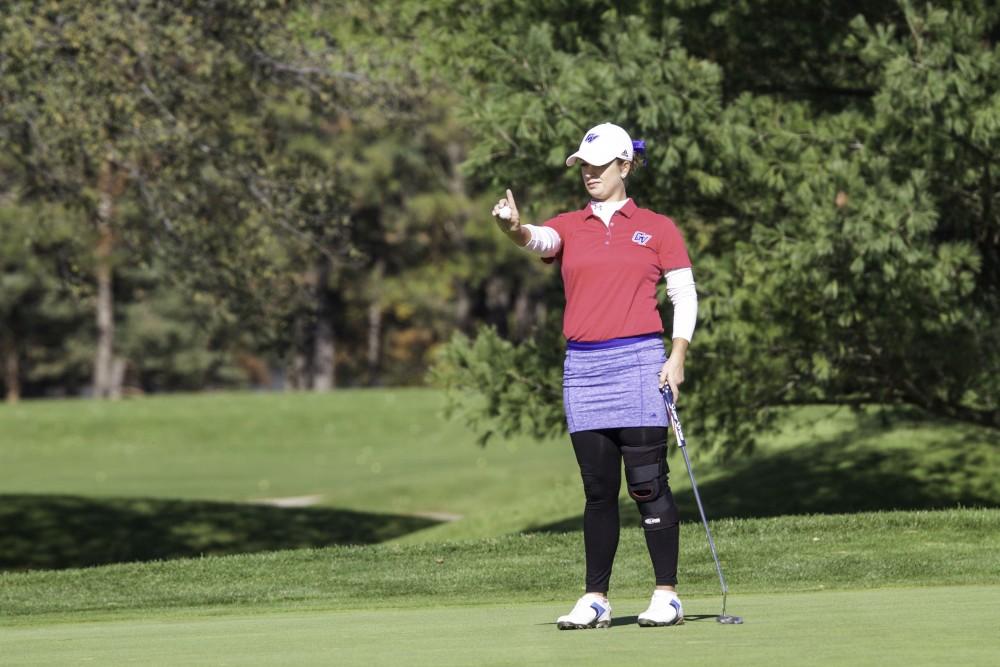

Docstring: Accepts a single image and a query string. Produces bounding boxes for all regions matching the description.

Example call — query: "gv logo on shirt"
[632,231,652,246]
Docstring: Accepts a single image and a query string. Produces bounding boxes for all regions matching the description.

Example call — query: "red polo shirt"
[543,199,691,342]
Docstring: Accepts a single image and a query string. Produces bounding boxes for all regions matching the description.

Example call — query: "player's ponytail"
[619,139,646,178]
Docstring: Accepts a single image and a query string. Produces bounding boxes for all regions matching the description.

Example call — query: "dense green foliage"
[0,1,996,454]
[0,204,92,397]
[431,1,1000,453]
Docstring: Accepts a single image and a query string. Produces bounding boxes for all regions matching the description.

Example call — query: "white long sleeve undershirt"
[522,223,563,257]
[520,223,698,342]
[664,267,697,342]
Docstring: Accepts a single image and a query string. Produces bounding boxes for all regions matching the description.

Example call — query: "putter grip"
[660,387,686,448]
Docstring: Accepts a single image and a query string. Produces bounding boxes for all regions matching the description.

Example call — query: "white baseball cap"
[565,123,634,167]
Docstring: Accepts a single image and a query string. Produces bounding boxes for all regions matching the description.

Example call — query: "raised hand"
[491,188,522,235]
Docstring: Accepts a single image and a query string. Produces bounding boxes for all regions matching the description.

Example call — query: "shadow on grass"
[0,494,440,572]
[531,411,1000,532]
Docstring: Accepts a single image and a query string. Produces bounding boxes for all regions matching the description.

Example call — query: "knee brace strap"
[625,462,663,502]
[625,460,678,532]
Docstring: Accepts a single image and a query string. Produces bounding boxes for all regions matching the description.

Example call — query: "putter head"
[717,614,744,624]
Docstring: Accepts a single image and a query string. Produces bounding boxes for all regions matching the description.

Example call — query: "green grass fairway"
[0,390,561,516]
[3,587,998,667]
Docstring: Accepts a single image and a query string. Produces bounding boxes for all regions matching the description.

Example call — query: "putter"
[660,386,744,625]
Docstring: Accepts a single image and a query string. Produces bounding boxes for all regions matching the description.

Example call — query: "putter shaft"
[661,387,743,624]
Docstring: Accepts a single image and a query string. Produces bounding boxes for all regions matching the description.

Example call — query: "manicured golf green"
[3,586,998,666]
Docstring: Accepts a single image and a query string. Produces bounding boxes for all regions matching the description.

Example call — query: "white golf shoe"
[556,593,612,630]
[637,589,684,627]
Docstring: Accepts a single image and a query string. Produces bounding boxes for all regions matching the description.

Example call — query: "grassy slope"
[4,587,999,667]
[2,390,998,548]
[0,390,580,520]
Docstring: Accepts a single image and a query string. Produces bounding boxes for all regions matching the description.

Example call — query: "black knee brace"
[622,444,679,532]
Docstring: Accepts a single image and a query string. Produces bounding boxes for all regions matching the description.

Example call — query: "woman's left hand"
[658,350,686,401]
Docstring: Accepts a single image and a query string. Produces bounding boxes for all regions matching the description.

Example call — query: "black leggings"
[570,427,679,593]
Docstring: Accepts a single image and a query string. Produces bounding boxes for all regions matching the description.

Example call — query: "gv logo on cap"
[632,231,652,246]
[584,133,599,143]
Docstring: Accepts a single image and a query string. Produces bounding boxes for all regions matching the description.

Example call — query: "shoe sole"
[557,620,611,630]
[637,616,684,627]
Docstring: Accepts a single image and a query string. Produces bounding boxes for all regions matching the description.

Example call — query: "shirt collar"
[618,198,637,218]
[582,198,636,220]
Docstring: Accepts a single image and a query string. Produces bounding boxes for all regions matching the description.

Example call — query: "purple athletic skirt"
[563,334,669,433]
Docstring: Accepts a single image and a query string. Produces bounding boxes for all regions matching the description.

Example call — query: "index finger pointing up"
[506,189,517,210]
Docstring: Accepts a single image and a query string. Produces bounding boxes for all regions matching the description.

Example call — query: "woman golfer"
[491,123,697,629]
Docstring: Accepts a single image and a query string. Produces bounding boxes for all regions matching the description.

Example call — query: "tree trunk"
[312,314,335,391]
[1,333,20,404]
[92,220,116,399]
[92,160,124,400]
[287,311,309,391]
[367,259,384,386]
[110,357,127,400]
[290,351,309,390]
[312,257,335,391]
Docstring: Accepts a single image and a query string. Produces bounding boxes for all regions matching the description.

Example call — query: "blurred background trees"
[1,1,997,453]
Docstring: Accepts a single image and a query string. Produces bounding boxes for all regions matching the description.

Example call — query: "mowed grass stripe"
[3,509,998,621]
[3,586,999,667]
